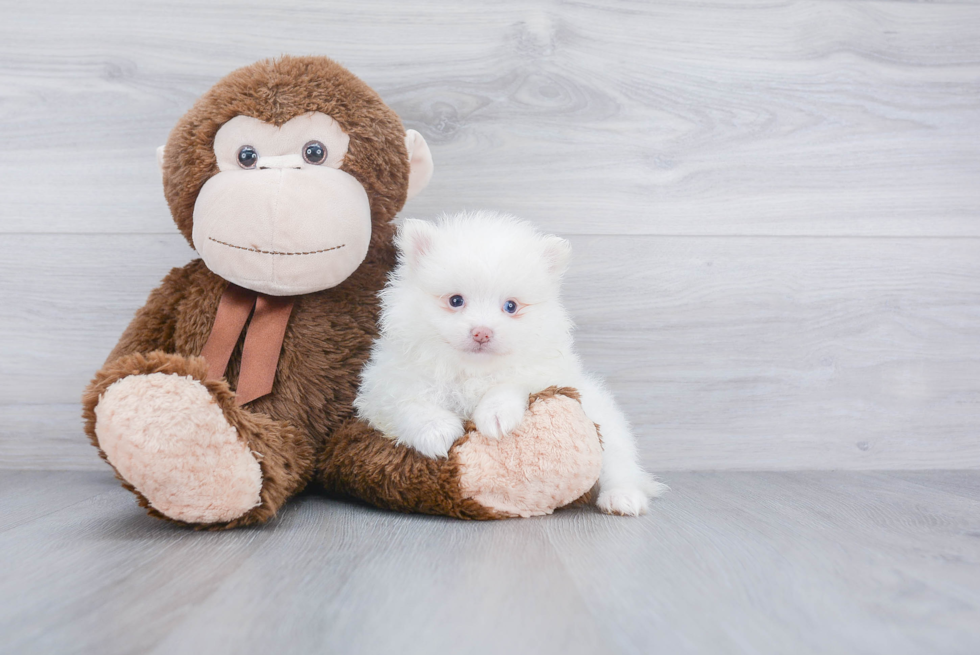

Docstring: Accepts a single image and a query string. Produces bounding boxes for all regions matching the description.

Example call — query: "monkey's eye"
[503,299,519,314]
[448,295,465,309]
[303,140,327,165]
[237,145,258,169]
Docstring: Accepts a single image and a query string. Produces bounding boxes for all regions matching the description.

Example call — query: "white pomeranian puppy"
[355,210,666,516]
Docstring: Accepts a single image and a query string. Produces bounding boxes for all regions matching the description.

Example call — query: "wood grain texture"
[0,470,114,534]
[1,470,978,655]
[0,405,104,471]
[0,0,978,236]
[2,233,977,470]
[541,471,980,655]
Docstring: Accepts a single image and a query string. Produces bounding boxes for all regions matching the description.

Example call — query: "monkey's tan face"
[192,112,371,296]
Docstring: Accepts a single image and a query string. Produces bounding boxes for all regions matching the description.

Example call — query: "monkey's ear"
[396,218,436,270]
[404,130,433,201]
[542,235,572,277]
[156,145,166,174]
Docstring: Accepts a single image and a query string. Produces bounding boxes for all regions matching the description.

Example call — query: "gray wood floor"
[1,470,978,655]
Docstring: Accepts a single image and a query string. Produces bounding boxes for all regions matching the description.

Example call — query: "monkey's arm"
[103,265,193,365]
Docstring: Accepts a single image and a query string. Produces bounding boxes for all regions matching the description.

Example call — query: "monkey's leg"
[316,387,603,519]
[83,352,314,529]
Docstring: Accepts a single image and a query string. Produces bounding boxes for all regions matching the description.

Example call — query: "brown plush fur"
[317,420,507,520]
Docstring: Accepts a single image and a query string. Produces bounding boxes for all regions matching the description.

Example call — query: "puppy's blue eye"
[503,300,518,314]
[449,295,465,308]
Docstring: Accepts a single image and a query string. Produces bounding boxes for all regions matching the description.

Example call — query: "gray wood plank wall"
[1,0,978,471]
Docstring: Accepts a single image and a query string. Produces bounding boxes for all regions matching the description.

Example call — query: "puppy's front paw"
[597,487,650,517]
[400,416,465,459]
[472,394,527,439]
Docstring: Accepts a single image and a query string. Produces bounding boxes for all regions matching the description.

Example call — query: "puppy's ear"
[542,235,572,277]
[396,219,436,271]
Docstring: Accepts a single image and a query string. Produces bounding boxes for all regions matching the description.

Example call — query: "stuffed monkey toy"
[82,56,602,529]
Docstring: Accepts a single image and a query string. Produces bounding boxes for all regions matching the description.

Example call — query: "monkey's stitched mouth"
[208,237,346,256]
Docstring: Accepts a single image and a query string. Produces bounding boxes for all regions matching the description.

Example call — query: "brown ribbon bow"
[199,284,295,405]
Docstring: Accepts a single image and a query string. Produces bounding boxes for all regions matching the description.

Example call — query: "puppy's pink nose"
[471,327,493,344]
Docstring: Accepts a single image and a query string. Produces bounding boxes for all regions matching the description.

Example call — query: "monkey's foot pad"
[455,388,603,517]
[94,372,263,524]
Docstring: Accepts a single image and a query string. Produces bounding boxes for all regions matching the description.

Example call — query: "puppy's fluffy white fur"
[355,211,666,516]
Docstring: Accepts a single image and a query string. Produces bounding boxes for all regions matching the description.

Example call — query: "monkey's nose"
[471,327,493,344]
[257,154,304,170]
